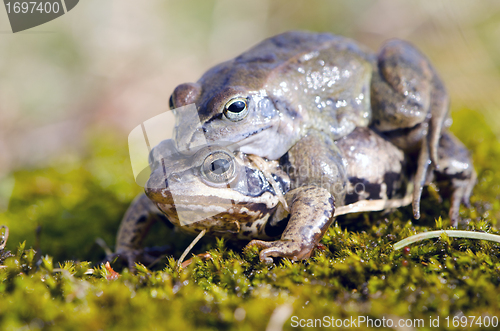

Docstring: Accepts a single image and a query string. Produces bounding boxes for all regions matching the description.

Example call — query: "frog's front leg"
[246,131,344,263]
[111,194,167,268]
[246,186,335,264]
[371,39,450,218]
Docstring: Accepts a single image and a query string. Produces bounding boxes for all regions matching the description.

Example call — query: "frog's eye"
[223,97,249,121]
[201,150,236,184]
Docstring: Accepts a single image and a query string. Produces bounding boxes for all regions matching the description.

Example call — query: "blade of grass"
[394,230,500,250]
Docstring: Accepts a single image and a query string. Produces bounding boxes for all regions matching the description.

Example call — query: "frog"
[113,139,291,267]
[169,31,462,226]
[113,125,475,266]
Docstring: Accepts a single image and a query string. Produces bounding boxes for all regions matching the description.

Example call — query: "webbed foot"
[246,185,335,264]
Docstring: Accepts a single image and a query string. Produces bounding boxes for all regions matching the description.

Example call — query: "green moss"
[1,110,500,330]
[0,130,142,263]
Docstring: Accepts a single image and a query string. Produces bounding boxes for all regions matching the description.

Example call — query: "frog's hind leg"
[371,40,450,163]
[371,40,451,218]
[433,131,476,227]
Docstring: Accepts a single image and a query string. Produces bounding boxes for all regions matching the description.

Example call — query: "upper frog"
[171,30,459,221]
[171,31,374,159]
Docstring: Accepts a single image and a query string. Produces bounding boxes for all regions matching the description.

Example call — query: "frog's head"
[170,77,286,159]
[170,38,305,160]
[145,140,288,238]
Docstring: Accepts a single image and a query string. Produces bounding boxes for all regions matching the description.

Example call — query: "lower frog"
[113,127,474,266]
[114,139,291,267]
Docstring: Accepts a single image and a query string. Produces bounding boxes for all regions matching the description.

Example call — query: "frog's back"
[199,31,376,140]
[200,31,372,91]
[261,32,375,140]
[234,31,345,67]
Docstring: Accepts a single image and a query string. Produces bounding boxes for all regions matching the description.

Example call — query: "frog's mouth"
[232,125,289,159]
[185,121,270,146]
[150,186,278,233]
[239,125,273,140]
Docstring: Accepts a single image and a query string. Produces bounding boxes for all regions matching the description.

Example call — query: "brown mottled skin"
[111,31,476,266]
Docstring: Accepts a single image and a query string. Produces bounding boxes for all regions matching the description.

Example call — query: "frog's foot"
[247,186,335,264]
[433,131,476,227]
[447,171,476,226]
[245,239,315,264]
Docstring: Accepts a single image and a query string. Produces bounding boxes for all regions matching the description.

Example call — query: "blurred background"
[0,0,499,261]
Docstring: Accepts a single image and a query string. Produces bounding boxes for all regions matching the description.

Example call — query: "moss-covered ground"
[1,109,500,330]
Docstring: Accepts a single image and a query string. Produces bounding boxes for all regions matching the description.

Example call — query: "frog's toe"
[246,239,314,264]
[429,117,444,170]
[428,80,450,171]
[449,187,464,227]
[245,240,275,264]
[462,170,476,208]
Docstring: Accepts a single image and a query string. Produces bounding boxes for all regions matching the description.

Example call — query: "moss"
[1,109,500,330]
